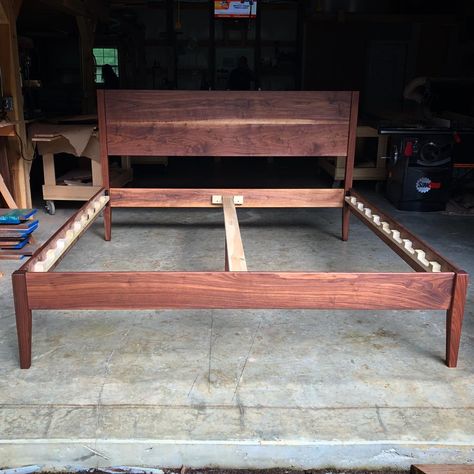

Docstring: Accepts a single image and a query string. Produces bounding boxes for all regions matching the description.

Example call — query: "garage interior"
[0,0,473,472]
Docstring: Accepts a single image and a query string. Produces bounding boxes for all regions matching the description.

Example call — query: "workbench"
[30,123,132,214]
[319,125,388,184]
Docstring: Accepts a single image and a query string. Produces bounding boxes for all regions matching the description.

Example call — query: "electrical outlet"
[1,96,13,112]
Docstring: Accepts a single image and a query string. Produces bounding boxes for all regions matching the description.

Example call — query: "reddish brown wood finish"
[110,188,345,208]
[342,91,359,241]
[108,123,349,157]
[26,271,454,311]
[105,91,351,122]
[446,271,468,367]
[12,90,466,370]
[103,90,352,157]
[349,190,462,273]
[97,90,112,241]
[12,271,32,369]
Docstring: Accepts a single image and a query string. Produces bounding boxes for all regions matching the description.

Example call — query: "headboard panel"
[100,90,357,157]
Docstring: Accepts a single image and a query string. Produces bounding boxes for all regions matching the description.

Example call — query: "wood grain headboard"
[98,90,359,158]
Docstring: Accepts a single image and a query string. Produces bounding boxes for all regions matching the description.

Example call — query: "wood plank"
[348,190,463,273]
[104,90,352,123]
[411,465,474,474]
[12,270,32,369]
[42,184,102,201]
[26,271,454,310]
[0,244,35,256]
[0,10,32,208]
[106,122,350,157]
[110,188,344,208]
[0,124,15,136]
[446,271,469,367]
[342,91,359,241]
[91,158,102,186]
[0,171,18,208]
[97,90,111,241]
[42,153,56,186]
[103,90,351,157]
[222,196,247,272]
[319,158,387,181]
[343,91,359,193]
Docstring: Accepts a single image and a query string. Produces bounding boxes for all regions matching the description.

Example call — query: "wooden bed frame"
[12,90,468,369]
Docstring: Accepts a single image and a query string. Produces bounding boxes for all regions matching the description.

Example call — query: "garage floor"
[0,187,473,471]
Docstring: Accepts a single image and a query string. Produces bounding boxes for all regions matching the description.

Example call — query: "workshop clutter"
[0,208,38,259]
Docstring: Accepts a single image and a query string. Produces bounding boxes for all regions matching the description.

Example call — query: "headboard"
[98,90,359,242]
[98,90,359,158]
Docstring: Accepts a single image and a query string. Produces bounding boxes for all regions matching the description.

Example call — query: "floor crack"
[95,326,132,454]
[232,319,261,401]
[207,313,214,393]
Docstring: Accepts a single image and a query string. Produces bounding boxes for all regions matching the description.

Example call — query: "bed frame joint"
[212,195,244,205]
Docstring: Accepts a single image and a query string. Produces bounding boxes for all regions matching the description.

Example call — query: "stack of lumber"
[0,209,38,260]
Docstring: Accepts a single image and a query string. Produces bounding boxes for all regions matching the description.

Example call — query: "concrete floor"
[0,190,473,470]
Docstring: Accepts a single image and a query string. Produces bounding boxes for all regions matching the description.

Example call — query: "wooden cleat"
[402,239,415,254]
[429,261,442,272]
[415,249,430,267]
[391,229,403,243]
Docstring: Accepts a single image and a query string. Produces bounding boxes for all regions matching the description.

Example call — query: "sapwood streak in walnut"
[103,90,353,157]
[104,90,352,122]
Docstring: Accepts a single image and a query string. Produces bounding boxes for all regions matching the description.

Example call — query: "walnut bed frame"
[12,90,468,369]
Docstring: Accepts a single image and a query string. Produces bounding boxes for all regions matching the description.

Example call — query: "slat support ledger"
[222,196,247,272]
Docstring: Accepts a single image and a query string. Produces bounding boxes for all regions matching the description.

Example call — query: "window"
[93,48,119,83]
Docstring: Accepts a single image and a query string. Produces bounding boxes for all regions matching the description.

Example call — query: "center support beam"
[222,196,247,272]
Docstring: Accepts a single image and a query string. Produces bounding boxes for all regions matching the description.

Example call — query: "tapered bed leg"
[12,271,32,369]
[446,272,468,368]
[104,204,112,241]
[342,204,350,241]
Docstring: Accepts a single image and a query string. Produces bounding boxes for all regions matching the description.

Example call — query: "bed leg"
[342,204,350,241]
[104,203,112,241]
[12,271,32,369]
[446,272,468,368]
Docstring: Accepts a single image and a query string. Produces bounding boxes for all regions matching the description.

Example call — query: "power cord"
[14,128,35,162]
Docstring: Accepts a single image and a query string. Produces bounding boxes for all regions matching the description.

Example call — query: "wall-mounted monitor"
[214,1,257,19]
